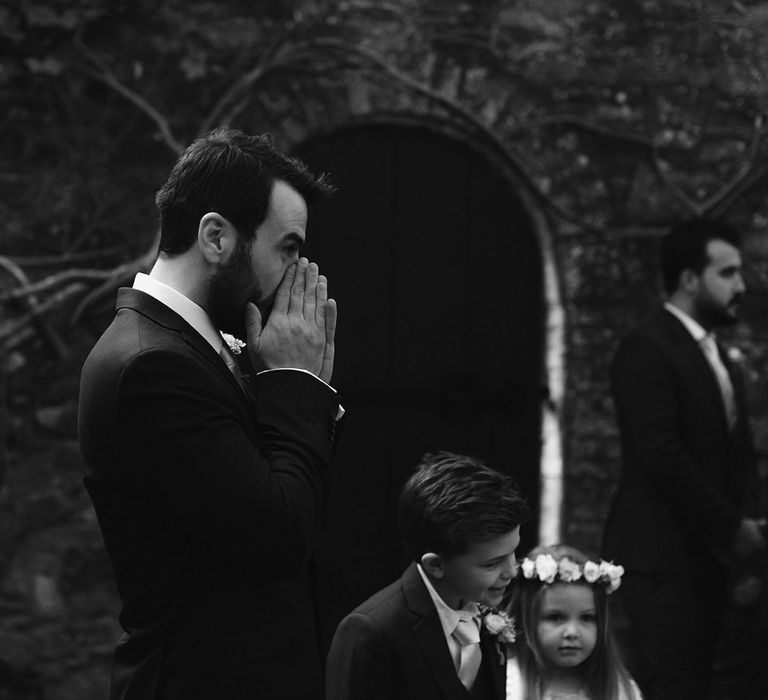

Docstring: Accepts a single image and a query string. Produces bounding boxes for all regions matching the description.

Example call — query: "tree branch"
[73,37,184,155]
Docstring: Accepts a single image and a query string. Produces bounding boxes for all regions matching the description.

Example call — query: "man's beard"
[696,294,743,328]
[207,242,267,340]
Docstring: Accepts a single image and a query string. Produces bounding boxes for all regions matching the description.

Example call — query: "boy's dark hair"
[398,451,529,561]
[660,219,740,295]
[155,127,334,255]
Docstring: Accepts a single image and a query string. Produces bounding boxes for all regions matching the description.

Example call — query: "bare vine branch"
[74,37,185,155]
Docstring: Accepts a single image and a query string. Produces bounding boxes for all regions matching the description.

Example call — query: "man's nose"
[734,273,746,293]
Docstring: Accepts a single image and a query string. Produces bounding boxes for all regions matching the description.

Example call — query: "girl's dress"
[505,655,643,700]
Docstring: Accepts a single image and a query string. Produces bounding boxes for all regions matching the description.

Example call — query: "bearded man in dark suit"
[78,128,342,700]
[603,219,765,700]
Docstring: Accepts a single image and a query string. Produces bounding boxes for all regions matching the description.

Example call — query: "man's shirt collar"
[664,301,709,343]
[133,273,223,354]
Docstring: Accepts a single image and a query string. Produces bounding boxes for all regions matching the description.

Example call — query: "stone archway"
[293,121,557,646]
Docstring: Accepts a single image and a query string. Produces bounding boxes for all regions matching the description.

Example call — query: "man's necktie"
[220,345,251,398]
[452,615,482,691]
[699,333,737,430]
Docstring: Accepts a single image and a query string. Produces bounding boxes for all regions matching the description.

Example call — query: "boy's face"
[427,526,521,609]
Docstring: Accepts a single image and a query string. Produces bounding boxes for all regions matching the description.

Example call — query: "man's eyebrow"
[281,232,305,246]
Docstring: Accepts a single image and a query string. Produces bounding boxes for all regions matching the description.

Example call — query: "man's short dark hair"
[155,127,334,255]
[398,451,529,562]
[660,219,740,295]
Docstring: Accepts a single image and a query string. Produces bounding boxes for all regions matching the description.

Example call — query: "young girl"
[505,544,642,700]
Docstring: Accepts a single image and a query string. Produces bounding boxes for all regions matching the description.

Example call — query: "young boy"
[326,452,529,699]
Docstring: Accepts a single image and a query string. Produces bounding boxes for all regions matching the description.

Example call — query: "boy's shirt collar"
[416,563,479,640]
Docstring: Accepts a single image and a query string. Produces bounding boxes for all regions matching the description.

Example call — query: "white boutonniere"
[726,346,745,364]
[479,606,516,665]
[220,332,246,355]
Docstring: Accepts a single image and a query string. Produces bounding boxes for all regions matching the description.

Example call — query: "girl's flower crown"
[517,554,624,594]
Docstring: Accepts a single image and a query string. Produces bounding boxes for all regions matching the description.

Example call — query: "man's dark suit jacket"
[78,288,341,700]
[603,307,757,574]
[325,563,506,700]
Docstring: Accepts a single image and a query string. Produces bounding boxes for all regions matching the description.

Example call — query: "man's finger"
[303,262,319,319]
[244,302,263,350]
[316,276,328,324]
[272,263,297,316]
[320,298,337,383]
[290,257,308,313]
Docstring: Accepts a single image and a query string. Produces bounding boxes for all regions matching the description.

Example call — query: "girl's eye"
[581,613,597,623]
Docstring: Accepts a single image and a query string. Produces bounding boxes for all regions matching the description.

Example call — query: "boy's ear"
[420,552,445,579]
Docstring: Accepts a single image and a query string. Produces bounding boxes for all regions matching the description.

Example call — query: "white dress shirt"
[416,564,480,675]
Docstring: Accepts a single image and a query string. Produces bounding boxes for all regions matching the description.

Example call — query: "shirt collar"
[663,301,710,343]
[133,273,223,354]
[416,564,479,640]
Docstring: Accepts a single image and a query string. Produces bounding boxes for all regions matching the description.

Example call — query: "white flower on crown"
[516,554,624,594]
[521,558,536,579]
[220,332,246,355]
[606,563,625,593]
[558,558,582,582]
[582,561,600,583]
[535,554,559,583]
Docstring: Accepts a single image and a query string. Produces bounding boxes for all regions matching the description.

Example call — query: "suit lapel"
[402,564,467,700]
[659,309,730,431]
[479,627,506,699]
[116,287,250,404]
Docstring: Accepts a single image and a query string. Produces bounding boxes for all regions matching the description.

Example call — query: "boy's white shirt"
[416,563,480,673]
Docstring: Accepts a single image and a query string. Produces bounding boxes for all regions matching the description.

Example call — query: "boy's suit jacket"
[603,307,757,573]
[78,288,341,700]
[325,563,506,700]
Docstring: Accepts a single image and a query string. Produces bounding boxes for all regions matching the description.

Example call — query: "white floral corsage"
[726,346,745,364]
[220,332,246,355]
[478,606,516,665]
[518,554,624,594]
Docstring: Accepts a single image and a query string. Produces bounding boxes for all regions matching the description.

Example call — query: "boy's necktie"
[452,614,482,691]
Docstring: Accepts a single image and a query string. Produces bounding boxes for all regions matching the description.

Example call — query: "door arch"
[294,123,544,645]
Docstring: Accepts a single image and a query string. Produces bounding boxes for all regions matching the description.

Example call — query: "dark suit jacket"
[78,288,341,700]
[325,563,506,700]
[603,307,757,574]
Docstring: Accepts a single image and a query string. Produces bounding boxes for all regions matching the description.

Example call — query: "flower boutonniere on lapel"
[725,346,746,365]
[220,332,246,355]
[478,606,516,665]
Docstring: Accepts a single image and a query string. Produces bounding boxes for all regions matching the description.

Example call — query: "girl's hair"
[508,544,635,700]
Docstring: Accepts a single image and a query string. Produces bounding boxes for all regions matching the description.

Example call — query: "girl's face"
[536,583,598,669]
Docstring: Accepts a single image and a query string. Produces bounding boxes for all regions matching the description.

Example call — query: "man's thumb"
[244,302,263,348]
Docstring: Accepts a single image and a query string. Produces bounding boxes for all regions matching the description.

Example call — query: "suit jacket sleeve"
[114,347,338,577]
[611,334,741,557]
[326,612,396,700]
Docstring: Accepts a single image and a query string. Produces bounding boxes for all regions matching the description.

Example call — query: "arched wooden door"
[294,125,543,647]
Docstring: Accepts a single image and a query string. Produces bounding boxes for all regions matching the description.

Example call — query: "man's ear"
[421,552,445,580]
[679,268,700,295]
[198,212,237,265]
